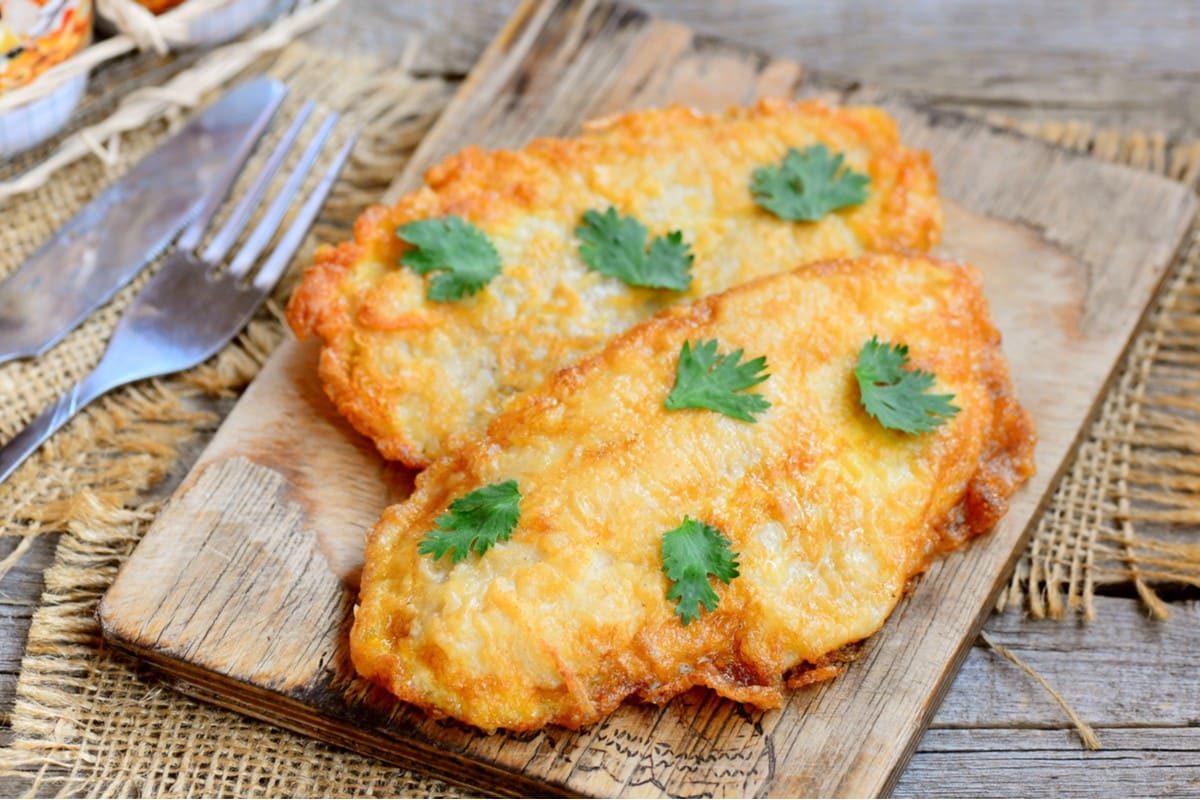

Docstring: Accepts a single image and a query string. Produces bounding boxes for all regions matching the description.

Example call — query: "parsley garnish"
[854,337,960,433]
[575,207,694,291]
[397,216,502,302]
[661,517,740,626]
[750,144,870,221]
[664,339,770,422]
[417,480,521,563]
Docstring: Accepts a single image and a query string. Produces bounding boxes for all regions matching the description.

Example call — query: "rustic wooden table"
[3,1,1199,796]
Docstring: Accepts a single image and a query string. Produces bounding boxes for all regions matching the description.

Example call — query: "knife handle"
[0,368,116,486]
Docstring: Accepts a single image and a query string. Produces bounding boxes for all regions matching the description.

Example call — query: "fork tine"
[198,101,316,266]
[227,112,340,280]
[252,131,358,292]
[176,88,286,253]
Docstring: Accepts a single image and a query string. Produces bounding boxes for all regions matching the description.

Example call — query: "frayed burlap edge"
[0,40,463,798]
[0,56,1198,794]
[988,116,1200,620]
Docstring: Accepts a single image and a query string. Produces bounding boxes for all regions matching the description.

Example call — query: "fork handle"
[0,369,115,486]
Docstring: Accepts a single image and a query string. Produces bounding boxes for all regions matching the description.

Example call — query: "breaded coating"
[350,254,1036,732]
[287,100,942,466]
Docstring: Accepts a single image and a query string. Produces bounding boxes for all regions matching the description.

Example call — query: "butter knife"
[0,76,288,364]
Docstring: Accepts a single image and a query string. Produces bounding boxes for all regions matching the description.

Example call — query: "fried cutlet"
[286,100,942,467]
[350,253,1036,732]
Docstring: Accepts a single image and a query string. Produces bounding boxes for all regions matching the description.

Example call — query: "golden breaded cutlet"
[350,254,1036,733]
[287,100,942,467]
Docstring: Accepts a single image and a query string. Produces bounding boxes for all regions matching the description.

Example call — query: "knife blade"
[0,76,288,364]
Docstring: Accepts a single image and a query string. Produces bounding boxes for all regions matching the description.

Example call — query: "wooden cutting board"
[99,0,1197,796]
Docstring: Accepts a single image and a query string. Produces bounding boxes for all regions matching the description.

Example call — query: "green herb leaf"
[576,207,694,291]
[397,216,502,302]
[665,339,771,422]
[661,517,740,626]
[750,144,870,222]
[418,480,522,563]
[854,336,960,433]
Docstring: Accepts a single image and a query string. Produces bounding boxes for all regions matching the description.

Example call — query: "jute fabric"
[991,117,1200,619]
[0,37,1197,796]
[0,41,464,797]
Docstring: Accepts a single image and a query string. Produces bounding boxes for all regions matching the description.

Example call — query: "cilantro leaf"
[576,207,693,291]
[417,480,521,563]
[854,337,960,434]
[397,216,502,302]
[665,339,771,422]
[750,144,870,222]
[661,517,740,626]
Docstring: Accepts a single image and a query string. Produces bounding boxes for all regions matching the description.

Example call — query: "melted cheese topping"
[287,100,942,466]
[350,254,1036,732]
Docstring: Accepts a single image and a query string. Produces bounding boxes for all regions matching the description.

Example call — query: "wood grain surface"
[5,2,1200,796]
[94,0,1196,796]
[309,0,1200,137]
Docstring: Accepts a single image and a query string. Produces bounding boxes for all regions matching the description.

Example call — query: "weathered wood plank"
[7,594,1194,795]
[938,598,1200,730]
[645,0,1200,136]
[898,728,1200,798]
[97,0,1198,797]
[0,1,1193,796]
[311,0,1200,135]
[0,535,57,742]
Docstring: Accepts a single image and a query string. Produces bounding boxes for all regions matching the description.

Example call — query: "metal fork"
[0,104,357,486]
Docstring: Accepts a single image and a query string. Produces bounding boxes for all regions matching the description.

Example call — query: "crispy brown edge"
[285,100,944,468]
[350,254,1037,732]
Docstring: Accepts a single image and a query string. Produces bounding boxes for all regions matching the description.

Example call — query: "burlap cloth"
[0,36,1198,797]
